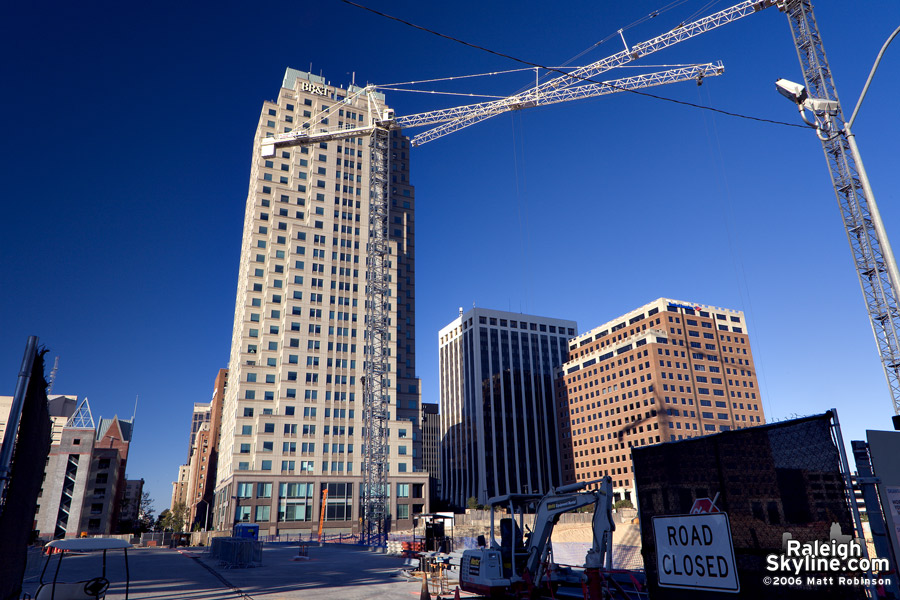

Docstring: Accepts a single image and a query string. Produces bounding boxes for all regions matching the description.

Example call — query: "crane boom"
[409,63,724,146]
[264,64,725,155]
[781,0,900,415]
[401,0,776,146]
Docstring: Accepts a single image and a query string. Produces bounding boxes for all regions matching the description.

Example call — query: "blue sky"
[2,0,898,512]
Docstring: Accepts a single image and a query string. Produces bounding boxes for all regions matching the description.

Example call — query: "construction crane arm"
[393,0,775,144]
[407,63,724,146]
[261,124,378,157]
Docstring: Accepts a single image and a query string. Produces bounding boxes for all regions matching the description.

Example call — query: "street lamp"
[775,75,900,349]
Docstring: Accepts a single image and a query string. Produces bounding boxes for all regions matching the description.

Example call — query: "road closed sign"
[652,513,739,593]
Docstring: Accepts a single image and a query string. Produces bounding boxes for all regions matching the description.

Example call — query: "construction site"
[3,0,900,598]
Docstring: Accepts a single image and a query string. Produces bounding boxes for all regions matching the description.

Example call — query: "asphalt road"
[19,544,453,600]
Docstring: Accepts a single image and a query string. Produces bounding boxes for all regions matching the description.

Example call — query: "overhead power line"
[340,0,807,129]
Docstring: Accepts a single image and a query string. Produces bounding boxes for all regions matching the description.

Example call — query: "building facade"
[421,403,440,501]
[439,308,577,508]
[187,369,227,528]
[555,298,765,502]
[171,464,190,510]
[188,402,211,461]
[213,68,427,535]
[0,396,12,443]
[119,478,144,531]
[36,398,134,539]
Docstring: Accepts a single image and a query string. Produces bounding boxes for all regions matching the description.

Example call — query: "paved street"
[20,545,448,600]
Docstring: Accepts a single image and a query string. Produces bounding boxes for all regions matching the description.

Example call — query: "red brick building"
[555,298,765,503]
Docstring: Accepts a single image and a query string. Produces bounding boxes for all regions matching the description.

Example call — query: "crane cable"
[697,81,774,420]
[340,0,808,130]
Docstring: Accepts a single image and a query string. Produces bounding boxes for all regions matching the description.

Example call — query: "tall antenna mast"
[46,356,59,394]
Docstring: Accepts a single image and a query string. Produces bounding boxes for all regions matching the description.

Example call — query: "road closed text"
[653,513,740,593]
[661,523,731,578]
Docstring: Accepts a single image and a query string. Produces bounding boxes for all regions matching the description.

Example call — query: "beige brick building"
[556,298,765,503]
[213,68,427,535]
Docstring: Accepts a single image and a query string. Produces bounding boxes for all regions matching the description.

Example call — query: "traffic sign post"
[653,513,740,593]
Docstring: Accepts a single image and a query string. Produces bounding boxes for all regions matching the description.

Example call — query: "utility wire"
[340,0,807,129]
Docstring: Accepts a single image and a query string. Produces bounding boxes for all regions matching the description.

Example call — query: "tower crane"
[774,0,900,417]
[262,63,724,546]
[261,0,900,547]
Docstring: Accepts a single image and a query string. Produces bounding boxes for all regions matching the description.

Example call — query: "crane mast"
[780,0,900,414]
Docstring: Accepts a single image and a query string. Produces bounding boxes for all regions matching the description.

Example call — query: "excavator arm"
[526,476,615,586]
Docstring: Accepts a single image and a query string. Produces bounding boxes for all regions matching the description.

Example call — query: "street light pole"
[842,125,900,299]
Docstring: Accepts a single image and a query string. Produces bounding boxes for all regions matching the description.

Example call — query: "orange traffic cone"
[420,572,431,600]
[453,585,461,600]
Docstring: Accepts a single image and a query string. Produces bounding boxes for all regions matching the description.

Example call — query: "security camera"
[775,79,808,105]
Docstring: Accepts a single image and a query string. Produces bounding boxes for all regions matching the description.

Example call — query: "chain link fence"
[633,412,864,599]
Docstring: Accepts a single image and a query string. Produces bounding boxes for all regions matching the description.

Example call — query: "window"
[322,482,354,521]
[261,460,272,471]
[241,425,252,435]
[397,483,409,498]
[236,482,253,498]
[240,444,251,454]
[257,482,272,498]
[256,505,271,522]
[397,504,410,519]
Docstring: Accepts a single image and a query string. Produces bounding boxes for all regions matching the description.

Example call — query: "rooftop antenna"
[132,394,139,422]
[46,356,59,394]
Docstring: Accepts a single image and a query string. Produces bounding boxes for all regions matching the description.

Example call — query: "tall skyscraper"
[213,68,427,535]
[555,298,765,503]
[439,307,577,508]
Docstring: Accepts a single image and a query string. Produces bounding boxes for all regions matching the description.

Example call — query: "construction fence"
[208,537,263,568]
[633,412,864,600]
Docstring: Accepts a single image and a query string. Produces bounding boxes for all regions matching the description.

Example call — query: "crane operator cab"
[498,517,527,577]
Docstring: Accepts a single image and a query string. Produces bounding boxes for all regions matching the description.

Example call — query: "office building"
[119,478,144,531]
[35,397,134,538]
[0,396,12,443]
[555,297,765,502]
[439,307,577,508]
[187,369,227,528]
[213,68,427,535]
[171,464,190,510]
[188,402,211,461]
[421,403,440,500]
